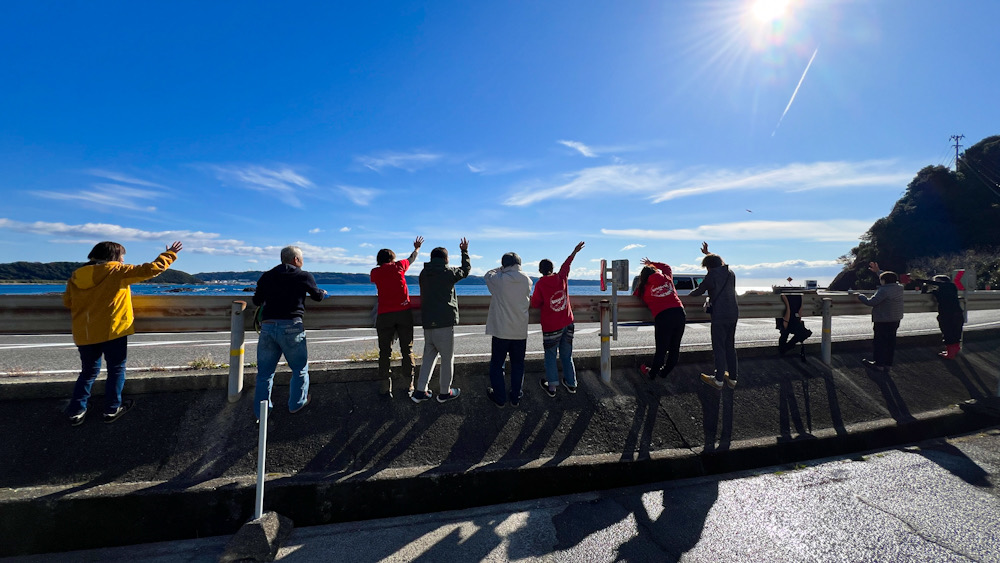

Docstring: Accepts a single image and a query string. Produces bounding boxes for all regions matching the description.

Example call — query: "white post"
[600,299,611,383]
[821,298,832,366]
[254,400,268,520]
[229,301,247,403]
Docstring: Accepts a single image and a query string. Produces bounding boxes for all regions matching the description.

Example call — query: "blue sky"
[1,0,997,286]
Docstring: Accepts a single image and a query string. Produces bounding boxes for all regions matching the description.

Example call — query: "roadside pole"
[229,301,247,403]
[254,400,268,520]
[821,298,832,366]
[600,300,611,383]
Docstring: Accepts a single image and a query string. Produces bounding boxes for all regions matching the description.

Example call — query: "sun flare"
[751,0,789,22]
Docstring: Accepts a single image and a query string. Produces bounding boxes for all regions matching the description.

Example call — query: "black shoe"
[510,392,522,407]
[68,409,87,427]
[103,399,134,424]
[561,379,578,394]
[486,387,505,408]
[862,359,889,372]
[539,378,556,398]
[437,388,461,403]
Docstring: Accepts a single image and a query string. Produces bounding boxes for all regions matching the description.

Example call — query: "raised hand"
[640,257,654,267]
[459,237,469,252]
[573,241,585,254]
[168,241,183,253]
[414,236,424,249]
[700,241,709,255]
[868,261,880,273]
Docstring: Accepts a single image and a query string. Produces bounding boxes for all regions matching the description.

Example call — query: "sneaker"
[723,372,738,389]
[486,387,505,408]
[437,388,461,403]
[700,373,724,391]
[68,409,86,427]
[411,390,431,403]
[639,364,653,379]
[510,392,522,407]
[561,379,578,394]
[538,378,556,398]
[103,399,134,424]
[290,394,311,414]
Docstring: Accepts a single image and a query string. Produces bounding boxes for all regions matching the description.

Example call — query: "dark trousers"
[376,309,415,394]
[488,337,527,404]
[650,307,686,378]
[69,336,128,415]
[937,311,964,345]
[873,321,900,367]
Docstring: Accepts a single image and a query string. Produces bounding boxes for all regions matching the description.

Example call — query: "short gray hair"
[280,245,303,265]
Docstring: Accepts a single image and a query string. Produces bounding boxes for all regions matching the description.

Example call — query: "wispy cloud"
[194,241,374,266]
[773,48,819,137]
[621,243,646,251]
[309,228,324,234]
[355,151,441,172]
[33,184,163,212]
[465,159,530,175]
[359,242,374,248]
[338,185,379,206]
[84,169,167,188]
[602,219,875,242]
[339,226,351,232]
[506,165,673,206]
[558,140,597,158]
[0,218,242,245]
[208,165,313,207]
[506,160,912,206]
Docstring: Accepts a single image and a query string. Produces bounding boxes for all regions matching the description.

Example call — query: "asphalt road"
[11,429,999,562]
[3,311,1000,375]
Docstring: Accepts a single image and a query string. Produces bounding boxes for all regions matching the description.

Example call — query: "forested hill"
[830,135,1000,290]
[0,262,204,284]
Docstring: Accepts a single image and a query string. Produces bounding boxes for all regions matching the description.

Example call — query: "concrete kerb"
[0,330,984,401]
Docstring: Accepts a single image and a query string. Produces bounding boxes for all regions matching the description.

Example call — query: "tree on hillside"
[831,135,1000,290]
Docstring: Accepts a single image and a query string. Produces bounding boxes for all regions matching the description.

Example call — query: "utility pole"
[950,134,965,170]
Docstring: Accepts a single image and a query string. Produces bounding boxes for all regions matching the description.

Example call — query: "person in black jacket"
[411,238,471,403]
[915,274,964,359]
[252,245,327,422]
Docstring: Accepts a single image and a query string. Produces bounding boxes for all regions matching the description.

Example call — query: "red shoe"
[640,364,653,379]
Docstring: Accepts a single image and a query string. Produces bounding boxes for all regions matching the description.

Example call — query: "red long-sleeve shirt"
[530,254,575,332]
[634,261,683,317]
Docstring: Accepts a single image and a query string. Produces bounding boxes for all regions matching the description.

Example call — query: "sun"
[751,0,789,22]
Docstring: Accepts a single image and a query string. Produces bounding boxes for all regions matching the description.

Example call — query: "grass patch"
[346,347,422,363]
[187,355,229,370]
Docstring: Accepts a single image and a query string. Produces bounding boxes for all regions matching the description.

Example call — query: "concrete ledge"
[0,330,989,400]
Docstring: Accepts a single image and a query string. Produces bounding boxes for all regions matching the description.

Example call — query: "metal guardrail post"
[254,400,268,520]
[600,299,611,383]
[821,298,832,366]
[229,301,247,403]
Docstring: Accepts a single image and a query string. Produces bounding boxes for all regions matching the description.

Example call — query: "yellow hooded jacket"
[63,251,178,346]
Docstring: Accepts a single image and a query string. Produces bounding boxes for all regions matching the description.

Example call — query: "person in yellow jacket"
[63,240,183,425]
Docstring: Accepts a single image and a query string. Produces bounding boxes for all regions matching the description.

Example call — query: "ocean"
[0,283,775,296]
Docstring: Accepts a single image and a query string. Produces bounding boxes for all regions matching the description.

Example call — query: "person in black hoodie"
[915,274,964,359]
[689,242,739,390]
[411,238,471,404]
[252,245,327,422]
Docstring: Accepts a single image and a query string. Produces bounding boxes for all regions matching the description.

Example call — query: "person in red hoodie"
[531,241,585,397]
[370,236,423,398]
[633,257,686,381]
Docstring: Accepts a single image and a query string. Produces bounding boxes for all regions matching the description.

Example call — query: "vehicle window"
[674,277,694,290]
[694,277,704,287]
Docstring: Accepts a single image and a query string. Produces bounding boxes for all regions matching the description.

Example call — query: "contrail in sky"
[772,47,818,137]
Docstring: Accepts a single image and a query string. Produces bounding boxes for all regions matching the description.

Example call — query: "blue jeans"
[543,324,577,387]
[489,337,526,404]
[255,319,310,419]
[68,336,128,415]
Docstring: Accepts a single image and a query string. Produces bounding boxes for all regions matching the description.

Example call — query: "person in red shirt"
[633,257,686,381]
[370,236,423,398]
[531,241,585,397]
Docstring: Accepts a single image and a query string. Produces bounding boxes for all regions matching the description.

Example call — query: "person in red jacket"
[633,257,686,381]
[370,236,423,398]
[531,241,585,397]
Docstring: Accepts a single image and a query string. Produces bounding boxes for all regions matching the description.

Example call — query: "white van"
[630,272,705,296]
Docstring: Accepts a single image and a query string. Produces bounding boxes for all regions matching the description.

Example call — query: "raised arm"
[405,236,424,265]
[560,241,585,277]
[119,242,183,285]
[455,237,471,281]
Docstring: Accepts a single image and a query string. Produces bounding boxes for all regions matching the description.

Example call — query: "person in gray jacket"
[690,241,739,390]
[484,252,533,407]
[411,238,471,404]
[850,262,904,373]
